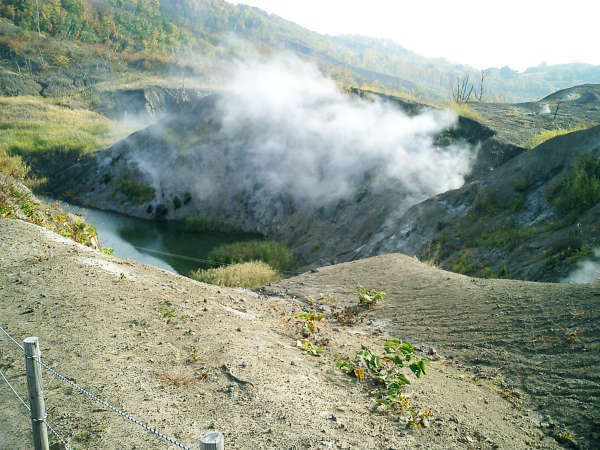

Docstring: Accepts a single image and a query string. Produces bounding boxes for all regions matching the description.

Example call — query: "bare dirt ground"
[0,218,567,449]
[268,255,600,448]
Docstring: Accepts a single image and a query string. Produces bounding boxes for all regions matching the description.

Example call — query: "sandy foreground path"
[0,218,575,449]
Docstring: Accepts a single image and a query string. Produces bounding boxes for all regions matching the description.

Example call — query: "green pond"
[47,200,256,276]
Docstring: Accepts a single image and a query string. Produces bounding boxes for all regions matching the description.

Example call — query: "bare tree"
[452,75,474,104]
[553,101,562,121]
[476,71,487,102]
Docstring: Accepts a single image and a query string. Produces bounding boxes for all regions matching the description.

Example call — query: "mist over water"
[215,55,476,204]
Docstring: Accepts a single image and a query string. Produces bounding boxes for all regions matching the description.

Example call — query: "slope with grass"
[468,84,600,149]
[355,125,600,281]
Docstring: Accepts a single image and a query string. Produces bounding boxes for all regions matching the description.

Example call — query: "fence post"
[200,432,224,450]
[24,337,49,450]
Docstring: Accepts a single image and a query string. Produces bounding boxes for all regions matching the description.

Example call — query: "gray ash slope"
[62,89,600,281]
[62,91,513,264]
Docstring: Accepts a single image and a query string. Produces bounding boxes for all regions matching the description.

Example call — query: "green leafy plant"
[357,284,385,307]
[337,340,428,413]
[101,247,114,255]
[293,312,326,336]
[158,300,175,319]
[189,347,201,362]
[555,430,577,447]
[334,305,362,325]
[298,340,324,356]
[406,409,431,429]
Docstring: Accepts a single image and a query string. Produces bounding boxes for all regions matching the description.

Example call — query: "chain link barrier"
[0,325,24,351]
[33,357,192,450]
[0,368,30,411]
[0,331,71,449]
[2,326,190,449]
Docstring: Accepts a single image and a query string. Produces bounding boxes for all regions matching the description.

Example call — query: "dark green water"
[45,200,255,276]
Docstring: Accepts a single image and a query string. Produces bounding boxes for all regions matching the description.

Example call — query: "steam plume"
[563,249,600,283]
[214,55,475,204]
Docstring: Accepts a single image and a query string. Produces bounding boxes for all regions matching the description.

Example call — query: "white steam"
[216,55,475,203]
[563,248,600,284]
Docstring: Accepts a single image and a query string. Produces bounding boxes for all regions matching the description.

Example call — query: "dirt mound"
[268,253,600,447]
[0,218,560,449]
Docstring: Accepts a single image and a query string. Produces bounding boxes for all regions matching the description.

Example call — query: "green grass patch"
[548,155,600,214]
[451,250,497,278]
[0,95,143,189]
[527,123,595,149]
[479,222,564,251]
[114,179,155,204]
[0,175,99,248]
[190,261,281,289]
[184,213,241,233]
[205,240,296,272]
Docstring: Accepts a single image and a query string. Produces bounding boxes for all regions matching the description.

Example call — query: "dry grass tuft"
[190,261,281,289]
[446,102,484,121]
[160,373,195,387]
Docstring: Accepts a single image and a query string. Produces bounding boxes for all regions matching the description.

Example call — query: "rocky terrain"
[46,85,600,282]
[1,216,591,449]
[353,124,600,281]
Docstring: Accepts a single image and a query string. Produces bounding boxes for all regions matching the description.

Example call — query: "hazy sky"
[228,0,599,71]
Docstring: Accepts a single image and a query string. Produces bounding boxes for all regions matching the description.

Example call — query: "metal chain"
[1,367,71,449]
[33,357,192,450]
[0,325,24,351]
[2,326,188,449]
[0,367,30,411]
[45,419,72,450]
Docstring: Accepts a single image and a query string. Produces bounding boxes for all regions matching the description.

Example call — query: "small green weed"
[406,409,431,429]
[158,300,175,319]
[555,430,577,446]
[101,247,114,255]
[357,284,385,307]
[298,339,324,356]
[293,312,326,336]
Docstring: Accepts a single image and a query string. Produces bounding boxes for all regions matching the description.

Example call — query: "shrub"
[206,240,295,272]
[0,151,29,181]
[548,155,600,214]
[189,261,280,289]
[114,179,155,204]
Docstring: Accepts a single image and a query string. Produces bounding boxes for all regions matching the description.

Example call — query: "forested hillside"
[1,0,599,101]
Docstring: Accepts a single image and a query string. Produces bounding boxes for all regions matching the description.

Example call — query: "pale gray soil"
[0,218,560,449]
[268,255,600,447]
